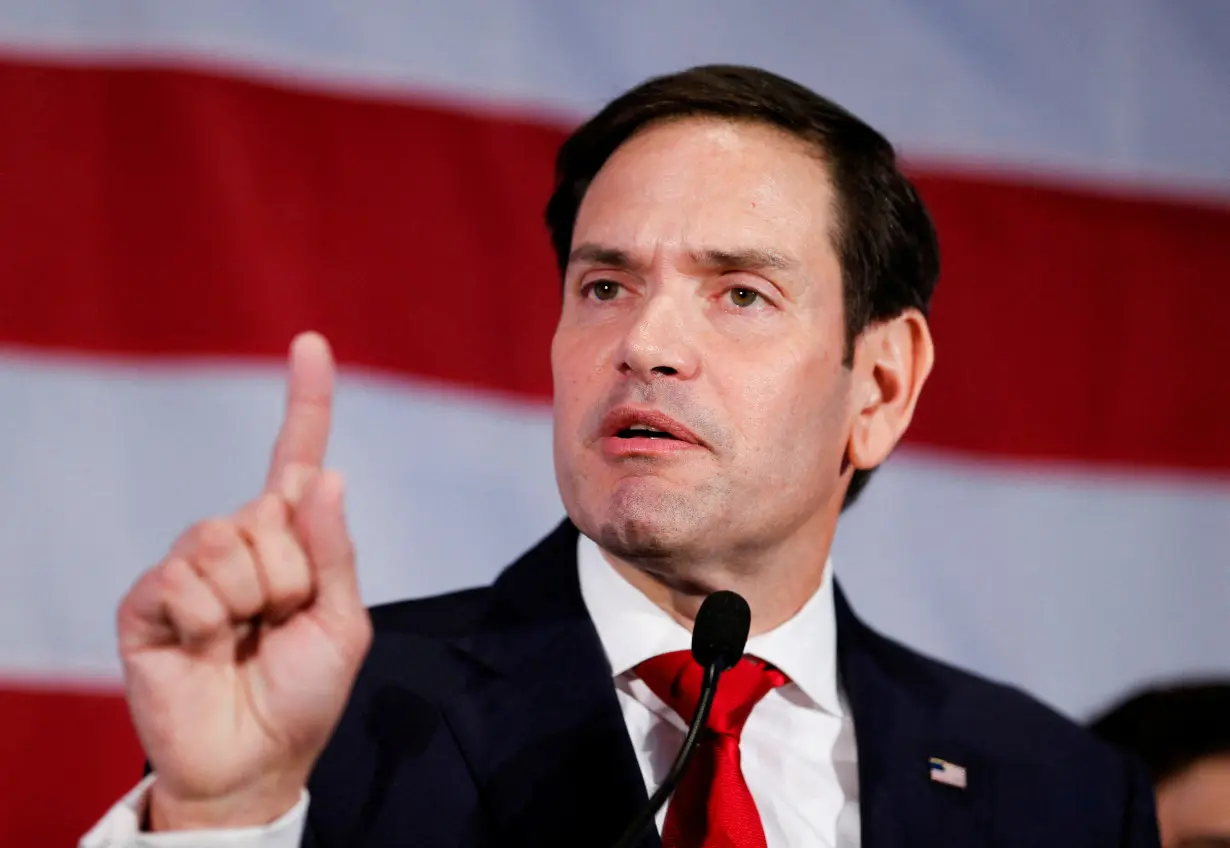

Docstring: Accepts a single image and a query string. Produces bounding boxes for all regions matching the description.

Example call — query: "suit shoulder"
[946,665,1109,761]
[877,636,1158,839]
[335,585,494,711]
[868,627,1125,767]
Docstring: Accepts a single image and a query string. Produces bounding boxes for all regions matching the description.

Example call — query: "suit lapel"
[836,584,994,847]
[441,520,659,848]
[437,526,997,847]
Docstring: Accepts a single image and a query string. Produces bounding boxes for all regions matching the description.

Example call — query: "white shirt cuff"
[78,773,309,848]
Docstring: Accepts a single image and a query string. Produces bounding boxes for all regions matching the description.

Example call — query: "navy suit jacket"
[301,520,1159,847]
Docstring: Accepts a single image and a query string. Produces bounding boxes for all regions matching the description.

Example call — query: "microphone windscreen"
[691,590,751,672]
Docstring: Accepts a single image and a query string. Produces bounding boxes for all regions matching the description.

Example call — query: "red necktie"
[636,651,789,848]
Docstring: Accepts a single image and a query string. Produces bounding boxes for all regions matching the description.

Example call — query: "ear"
[846,309,935,472]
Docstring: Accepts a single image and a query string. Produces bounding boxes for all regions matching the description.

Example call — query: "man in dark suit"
[83,65,1159,846]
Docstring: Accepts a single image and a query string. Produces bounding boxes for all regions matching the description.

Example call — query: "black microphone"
[609,590,752,848]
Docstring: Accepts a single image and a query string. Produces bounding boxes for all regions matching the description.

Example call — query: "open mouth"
[616,426,681,440]
[600,406,701,447]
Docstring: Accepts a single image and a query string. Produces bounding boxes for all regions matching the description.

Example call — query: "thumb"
[295,470,365,635]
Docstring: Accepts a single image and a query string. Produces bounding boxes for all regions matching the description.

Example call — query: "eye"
[585,280,622,301]
[728,287,761,308]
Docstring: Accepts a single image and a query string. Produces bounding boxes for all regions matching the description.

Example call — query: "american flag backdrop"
[0,2,1228,845]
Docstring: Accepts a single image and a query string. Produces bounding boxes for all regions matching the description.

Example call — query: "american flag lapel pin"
[929,756,967,789]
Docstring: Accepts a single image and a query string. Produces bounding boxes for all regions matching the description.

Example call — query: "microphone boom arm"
[609,663,720,848]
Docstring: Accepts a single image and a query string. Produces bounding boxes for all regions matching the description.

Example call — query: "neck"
[599,519,835,636]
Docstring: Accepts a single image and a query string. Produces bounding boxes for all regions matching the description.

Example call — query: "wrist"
[147,775,305,831]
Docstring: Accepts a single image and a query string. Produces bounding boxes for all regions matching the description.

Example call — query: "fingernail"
[278,463,315,505]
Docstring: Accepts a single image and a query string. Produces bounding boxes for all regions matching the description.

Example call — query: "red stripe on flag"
[1,56,1228,473]
[0,686,143,847]
[0,56,563,399]
[912,171,1230,474]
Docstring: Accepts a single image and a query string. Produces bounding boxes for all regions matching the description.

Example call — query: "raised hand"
[116,332,373,830]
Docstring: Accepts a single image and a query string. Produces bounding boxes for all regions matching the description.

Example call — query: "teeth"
[628,424,663,432]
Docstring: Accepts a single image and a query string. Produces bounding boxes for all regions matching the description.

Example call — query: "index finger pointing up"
[266,331,336,492]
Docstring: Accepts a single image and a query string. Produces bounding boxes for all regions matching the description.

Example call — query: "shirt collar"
[576,532,844,717]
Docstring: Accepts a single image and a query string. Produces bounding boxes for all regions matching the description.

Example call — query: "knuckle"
[214,558,264,613]
[232,499,262,529]
[169,522,202,558]
[161,580,221,635]
[157,556,194,593]
[172,593,215,630]
[278,462,316,504]
[280,537,313,577]
[258,491,290,522]
[195,518,240,554]
[170,596,223,639]
[124,561,161,603]
[264,545,314,611]
[238,493,287,530]
[196,597,228,632]
[156,559,210,613]
[268,568,312,606]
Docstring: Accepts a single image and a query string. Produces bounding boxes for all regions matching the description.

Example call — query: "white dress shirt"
[80,535,860,847]
[578,533,861,847]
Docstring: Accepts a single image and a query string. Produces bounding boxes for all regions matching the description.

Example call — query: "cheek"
[551,320,592,385]
[721,350,849,471]
[551,327,605,430]
[726,346,815,425]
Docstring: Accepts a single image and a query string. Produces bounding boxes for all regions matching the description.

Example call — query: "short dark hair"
[544,64,940,509]
[1090,682,1230,785]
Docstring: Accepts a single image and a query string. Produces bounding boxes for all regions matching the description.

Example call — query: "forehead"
[572,117,838,262]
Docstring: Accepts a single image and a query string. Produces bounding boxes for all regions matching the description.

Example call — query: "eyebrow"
[567,243,636,271]
[695,247,798,273]
[566,243,798,274]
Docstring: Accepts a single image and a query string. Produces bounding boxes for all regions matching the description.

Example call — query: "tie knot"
[636,650,788,739]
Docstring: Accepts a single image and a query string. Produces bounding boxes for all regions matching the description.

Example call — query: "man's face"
[1156,755,1230,847]
[550,117,855,566]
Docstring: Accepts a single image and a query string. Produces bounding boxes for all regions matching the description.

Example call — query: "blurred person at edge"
[81,65,1160,847]
[1093,682,1230,847]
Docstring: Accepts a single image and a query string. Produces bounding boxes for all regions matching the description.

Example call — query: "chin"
[593,517,679,561]
[582,481,713,563]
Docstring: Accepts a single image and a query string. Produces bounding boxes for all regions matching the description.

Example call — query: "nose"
[617,290,700,382]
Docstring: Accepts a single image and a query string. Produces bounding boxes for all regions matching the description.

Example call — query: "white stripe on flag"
[0,1,1225,195]
[2,352,1228,719]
